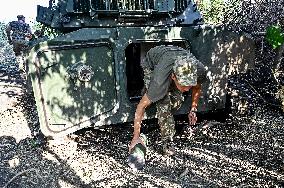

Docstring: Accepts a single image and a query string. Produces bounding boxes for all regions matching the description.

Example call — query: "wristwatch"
[190,107,197,113]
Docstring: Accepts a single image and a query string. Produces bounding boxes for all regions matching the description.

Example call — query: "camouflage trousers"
[143,68,184,141]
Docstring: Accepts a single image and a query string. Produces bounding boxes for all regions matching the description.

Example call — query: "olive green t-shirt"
[142,45,207,103]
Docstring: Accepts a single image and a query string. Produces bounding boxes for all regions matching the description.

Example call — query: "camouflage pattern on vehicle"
[27,0,255,137]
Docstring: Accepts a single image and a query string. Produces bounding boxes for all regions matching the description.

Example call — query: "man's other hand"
[188,111,197,125]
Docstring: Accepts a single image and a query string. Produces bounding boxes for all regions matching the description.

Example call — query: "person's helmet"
[17,15,25,20]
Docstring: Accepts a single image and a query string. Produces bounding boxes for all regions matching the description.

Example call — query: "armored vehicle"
[27,0,255,137]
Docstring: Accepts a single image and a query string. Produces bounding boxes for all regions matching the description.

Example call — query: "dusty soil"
[0,50,284,188]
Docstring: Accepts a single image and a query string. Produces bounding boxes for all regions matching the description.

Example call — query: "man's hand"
[188,110,197,125]
[129,136,145,153]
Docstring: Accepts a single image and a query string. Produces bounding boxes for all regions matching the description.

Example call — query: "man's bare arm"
[133,94,151,138]
[129,93,151,152]
[191,83,201,111]
[188,83,201,125]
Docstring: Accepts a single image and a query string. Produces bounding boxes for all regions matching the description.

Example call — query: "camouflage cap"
[173,55,197,86]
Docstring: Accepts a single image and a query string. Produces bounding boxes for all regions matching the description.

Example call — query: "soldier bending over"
[129,45,207,155]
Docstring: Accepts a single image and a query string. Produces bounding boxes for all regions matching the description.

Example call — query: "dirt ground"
[0,56,284,188]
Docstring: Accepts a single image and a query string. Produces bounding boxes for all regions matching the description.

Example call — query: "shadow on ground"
[1,61,283,188]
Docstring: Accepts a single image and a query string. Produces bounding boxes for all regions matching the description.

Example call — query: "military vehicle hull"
[27,25,254,137]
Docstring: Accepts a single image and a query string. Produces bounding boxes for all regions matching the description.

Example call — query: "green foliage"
[265,25,284,49]
[31,21,61,39]
[0,22,9,49]
[198,0,225,24]
[198,0,242,25]
[0,22,16,64]
[0,22,7,42]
